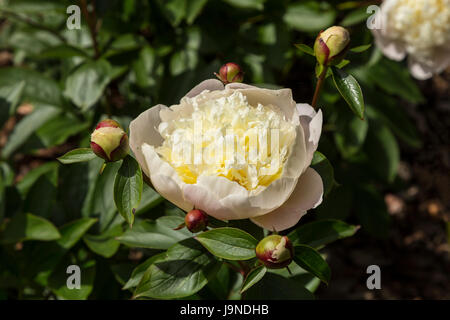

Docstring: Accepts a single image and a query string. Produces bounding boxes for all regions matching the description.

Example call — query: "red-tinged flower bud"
[255,235,294,269]
[214,62,244,84]
[185,209,208,233]
[314,26,350,66]
[90,119,129,162]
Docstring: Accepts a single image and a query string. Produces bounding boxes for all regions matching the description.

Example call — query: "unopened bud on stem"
[314,26,350,66]
[90,119,129,162]
[214,62,244,84]
[185,209,208,233]
[255,235,294,269]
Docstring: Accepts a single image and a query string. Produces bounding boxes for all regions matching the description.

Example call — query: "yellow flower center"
[156,91,296,190]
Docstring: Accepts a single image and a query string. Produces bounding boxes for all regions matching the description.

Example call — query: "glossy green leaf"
[64,59,113,110]
[241,265,267,294]
[122,253,166,290]
[334,110,369,158]
[57,218,98,250]
[134,238,220,299]
[38,44,89,59]
[311,151,335,196]
[16,161,58,196]
[0,81,25,128]
[2,103,61,158]
[354,186,390,238]
[82,160,121,232]
[117,216,191,249]
[368,58,424,103]
[114,155,142,226]
[294,43,314,56]
[364,122,399,183]
[331,67,365,119]
[284,2,336,32]
[83,224,122,258]
[58,148,97,164]
[1,213,61,244]
[293,245,330,284]
[0,67,63,106]
[350,44,372,53]
[223,0,266,10]
[288,219,359,249]
[195,227,258,260]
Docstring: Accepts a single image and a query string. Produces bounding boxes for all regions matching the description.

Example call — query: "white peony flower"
[129,79,323,231]
[372,0,450,80]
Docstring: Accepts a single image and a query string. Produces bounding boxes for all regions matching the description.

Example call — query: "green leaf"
[114,155,142,227]
[195,227,258,260]
[293,245,330,284]
[243,273,314,300]
[134,238,220,299]
[341,8,371,27]
[122,253,166,290]
[82,160,121,232]
[83,224,122,258]
[36,115,89,148]
[0,81,25,128]
[223,0,266,10]
[2,103,61,158]
[311,151,335,196]
[64,59,113,110]
[288,219,359,249]
[368,58,424,103]
[117,216,191,249]
[0,67,63,106]
[364,122,399,183]
[350,44,372,53]
[284,2,336,32]
[354,186,390,238]
[241,265,267,294]
[186,0,208,24]
[57,218,98,250]
[334,110,369,158]
[294,43,315,56]
[1,213,61,244]
[134,184,163,215]
[38,44,89,59]
[331,67,365,119]
[57,148,97,164]
[16,161,58,196]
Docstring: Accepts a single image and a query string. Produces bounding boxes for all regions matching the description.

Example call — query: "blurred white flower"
[372,0,450,79]
[129,80,324,231]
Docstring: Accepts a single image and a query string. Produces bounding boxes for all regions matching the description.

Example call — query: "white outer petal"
[184,79,224,98]
[250,167,323,231]
[297,103,322,166]
[407,57,434,80]
[129,104,167,177]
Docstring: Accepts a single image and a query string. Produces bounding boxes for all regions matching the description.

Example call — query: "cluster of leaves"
[0,0,423,299]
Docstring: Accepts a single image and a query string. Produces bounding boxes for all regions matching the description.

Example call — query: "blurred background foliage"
[0,0,427,299]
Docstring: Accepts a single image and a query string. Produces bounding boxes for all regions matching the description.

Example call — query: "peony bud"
[314,26,350,66]
[90,119,129,162]
[214,62,244,84]
[255,235,294,269]
[185,209,208,233]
